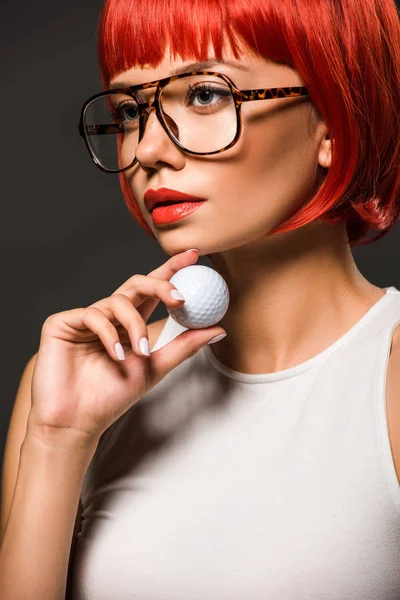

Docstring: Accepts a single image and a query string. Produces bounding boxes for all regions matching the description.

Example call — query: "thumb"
[150,327,227,378]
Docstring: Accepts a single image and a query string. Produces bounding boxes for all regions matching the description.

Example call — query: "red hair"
[97,0,400,246]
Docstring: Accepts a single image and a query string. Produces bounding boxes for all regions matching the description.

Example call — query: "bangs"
[98,0,295,87]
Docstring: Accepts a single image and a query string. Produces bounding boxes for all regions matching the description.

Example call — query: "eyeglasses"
[78,70,309,174]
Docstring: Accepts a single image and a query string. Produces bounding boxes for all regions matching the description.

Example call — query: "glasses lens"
[83,91,139,172]
[83,75,237,172]
[159,75,237,153]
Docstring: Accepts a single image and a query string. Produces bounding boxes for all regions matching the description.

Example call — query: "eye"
[185,83,231,108]
[108,102,139,123]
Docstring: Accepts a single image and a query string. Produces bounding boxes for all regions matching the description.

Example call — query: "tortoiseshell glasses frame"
[78,70,309,174]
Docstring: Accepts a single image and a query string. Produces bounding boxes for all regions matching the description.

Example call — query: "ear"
[318,126,332,169]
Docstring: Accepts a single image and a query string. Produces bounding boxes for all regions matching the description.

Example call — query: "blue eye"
[108,102,139,124]
[185,83,231,108]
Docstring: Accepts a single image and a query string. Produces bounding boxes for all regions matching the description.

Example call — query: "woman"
[1,0,399,598]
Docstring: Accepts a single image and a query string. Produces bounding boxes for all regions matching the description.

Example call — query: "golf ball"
[167,265,230,329]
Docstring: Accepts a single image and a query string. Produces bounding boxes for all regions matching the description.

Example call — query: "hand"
[28,250,226,444]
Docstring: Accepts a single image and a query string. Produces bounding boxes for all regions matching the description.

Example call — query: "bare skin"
[111,44,384,375]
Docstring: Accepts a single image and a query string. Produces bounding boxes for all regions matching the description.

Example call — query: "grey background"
[1,0,399,482]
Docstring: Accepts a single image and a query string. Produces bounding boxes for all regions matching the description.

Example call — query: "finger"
[147,248,200,279]
[89,277,188,356]
[112,275,186,309]
[90,273,187,324]
[81,307,127,362]
[146,326,227,382]
[88,293,153,357]
[112,249,200,322]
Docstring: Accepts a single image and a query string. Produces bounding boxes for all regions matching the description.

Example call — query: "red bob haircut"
[97,0,400,247]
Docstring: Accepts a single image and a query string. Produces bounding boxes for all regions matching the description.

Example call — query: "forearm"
[0,426,99,600]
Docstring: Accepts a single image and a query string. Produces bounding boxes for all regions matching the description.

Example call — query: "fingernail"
[184,248,199,254]
[138,337,151,357]
[115,342,126,360]
[208,333,227,345]
[170,289,185,301]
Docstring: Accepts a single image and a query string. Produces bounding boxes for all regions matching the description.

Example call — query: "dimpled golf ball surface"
[167,265,230,329]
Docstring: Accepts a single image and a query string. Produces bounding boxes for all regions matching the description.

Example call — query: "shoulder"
[148,316,169,350]
[384,321,400,484]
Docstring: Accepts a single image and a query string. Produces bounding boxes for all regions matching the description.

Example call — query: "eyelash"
[184,82,230,106]
[108,83,230,122]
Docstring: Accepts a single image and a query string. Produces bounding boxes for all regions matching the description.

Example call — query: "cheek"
[120,137,137,166]
[209,108,319,227]
[251,107,316,179]
[233,109,316,202]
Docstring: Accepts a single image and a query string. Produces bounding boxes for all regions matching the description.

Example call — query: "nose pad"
[141,105,180,143]
[139,107,152,141]
[162,112,179,141]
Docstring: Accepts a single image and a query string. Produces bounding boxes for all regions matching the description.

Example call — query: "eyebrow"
[108,59,249,90]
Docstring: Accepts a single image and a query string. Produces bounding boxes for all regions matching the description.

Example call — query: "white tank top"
[71,286,400,600]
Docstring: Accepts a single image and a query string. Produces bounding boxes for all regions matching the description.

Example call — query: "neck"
[207,220,384,374]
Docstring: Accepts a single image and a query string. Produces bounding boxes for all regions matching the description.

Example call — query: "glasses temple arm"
[238,86,309,101]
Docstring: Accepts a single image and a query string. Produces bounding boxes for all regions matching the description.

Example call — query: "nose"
[134,102,184,170]
[140,102,179,142]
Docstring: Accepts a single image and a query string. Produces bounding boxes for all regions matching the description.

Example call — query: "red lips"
[144,187,207,211]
